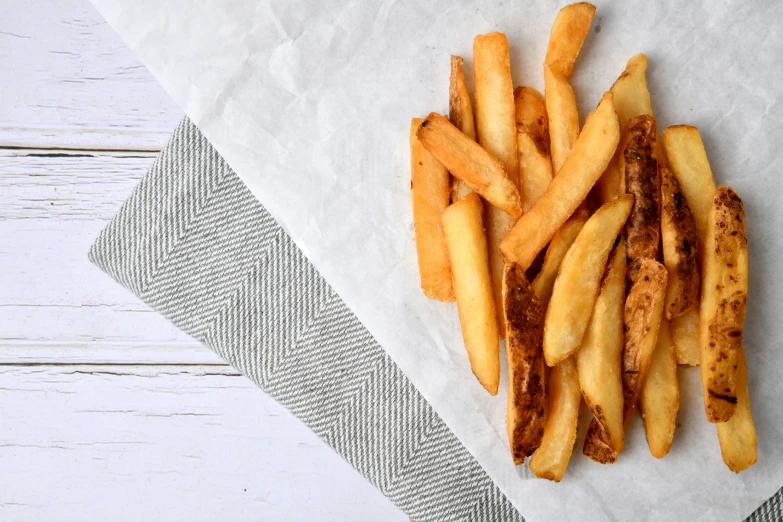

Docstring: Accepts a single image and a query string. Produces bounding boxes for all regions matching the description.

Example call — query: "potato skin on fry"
[717,349,757,472]
[503,263,546,464]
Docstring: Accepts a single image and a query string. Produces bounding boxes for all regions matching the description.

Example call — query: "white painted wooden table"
[0,2,406,520]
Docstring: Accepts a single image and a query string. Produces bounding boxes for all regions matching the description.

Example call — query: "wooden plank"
[0,341,221,365]
[0,364,406,521]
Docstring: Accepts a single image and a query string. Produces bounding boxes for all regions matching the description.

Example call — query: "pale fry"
[660,164,700,319]
[595,53,652,204]
[640,317,680,458]
[441,193,500,395]
[474,32,520,339]
[417,113,522,218]
[544,194,633,366]
[700,187,749,422]
[500,92,620,269]
[410,118,454,301]
[449,55,476,202]
[671,309,701,366]
[503,263,546,464]
[531,210,588,308]
[576,239,626,455]
[529,357,580,482]
[515,87,553,212]
[717,349,757,473]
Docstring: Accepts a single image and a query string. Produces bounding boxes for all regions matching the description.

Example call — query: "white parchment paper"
[89,0,783,520]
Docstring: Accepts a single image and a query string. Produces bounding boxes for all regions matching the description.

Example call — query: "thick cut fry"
[700,187,749,423]
[660,164,700,319]
[595,54,652,204]
[531,210,588,308]
[544,195,633,366]
[474,32,520,339]
[515,87,553,212]
[410,118,454,301]
[449,55,476,202]
[717,349,757,472]
[640,317,680,458]
[417,114,521,218]
[441,193,500,395]
[503,263,546,464]
[577,240,626,455]
[544,2,596,174]
[528,357,580,482]
[624,115,660,286]
[671,309,701,366]
[500,92,620,269]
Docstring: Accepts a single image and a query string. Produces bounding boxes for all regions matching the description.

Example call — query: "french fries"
[528,357,580,482]
[640,317,680,458]
[417,114,522,218]
[717,349,757,472]
[700,187,749,423]
[449,56,476,202]
[543,194,633,366]
[410,118,454,301]
[474,32,520,339]
[544,2,596,174]
[515,87,553,212]
[671,309,701,366]
[531,210,588,308]
[576,240,626,455]
[500,92,620,269]
[503,263,546,464]
[441,193,500,395]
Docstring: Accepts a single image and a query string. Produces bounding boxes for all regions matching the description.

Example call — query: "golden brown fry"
[515,86,553,212]
[529,357,580,482]
[410,118,454,301]
[624,115,660,286]
[544,195,633,366]
[595,54,652,204]
[531,210,588,308]
[449,55,476,202]
[640,316,680,458]
[576,240,626,455]
[417,113,522,218]
[700,187,749,423]
[500,92,620,269]
[660,164,700,319]
[717,349,757,472]
[544,2,595,174]
[441,193,500,395]
[503,263,546,464]
[671,309,701,366]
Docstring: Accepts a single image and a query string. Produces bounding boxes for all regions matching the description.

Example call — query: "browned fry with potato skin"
[416,113,522,218]
[449,55,476,202]
[503,263,546,464]
[624,115,660,287]
[717,349,757,472]
[660,164,700,319]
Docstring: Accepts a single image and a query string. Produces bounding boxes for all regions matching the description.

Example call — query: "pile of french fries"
[410,2,756,481]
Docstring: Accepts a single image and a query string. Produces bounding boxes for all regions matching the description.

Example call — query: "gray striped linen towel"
[89,117,782,522]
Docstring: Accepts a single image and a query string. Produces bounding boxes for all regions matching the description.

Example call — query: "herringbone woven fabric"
[90,117,783,521]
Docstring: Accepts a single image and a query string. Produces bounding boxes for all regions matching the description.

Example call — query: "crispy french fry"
[660,164,700,320]
[441,193,500,395]
[500,92,620,269]
[474,32,520,339]
[417,113,522,218]
[671,309,701,366]
[449,55,476,202]
[576,240,626,455]
[515,86,553,212]
[410,118,454,301]
[700,187,749,423]
[531,210,588,308]
[529,357,580,482]
[503,263,546,464]
[544,2,596,174]
[640,316,680,458]
[595,54,652,204]
[717,349,757,472]
[543,195,633,366]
